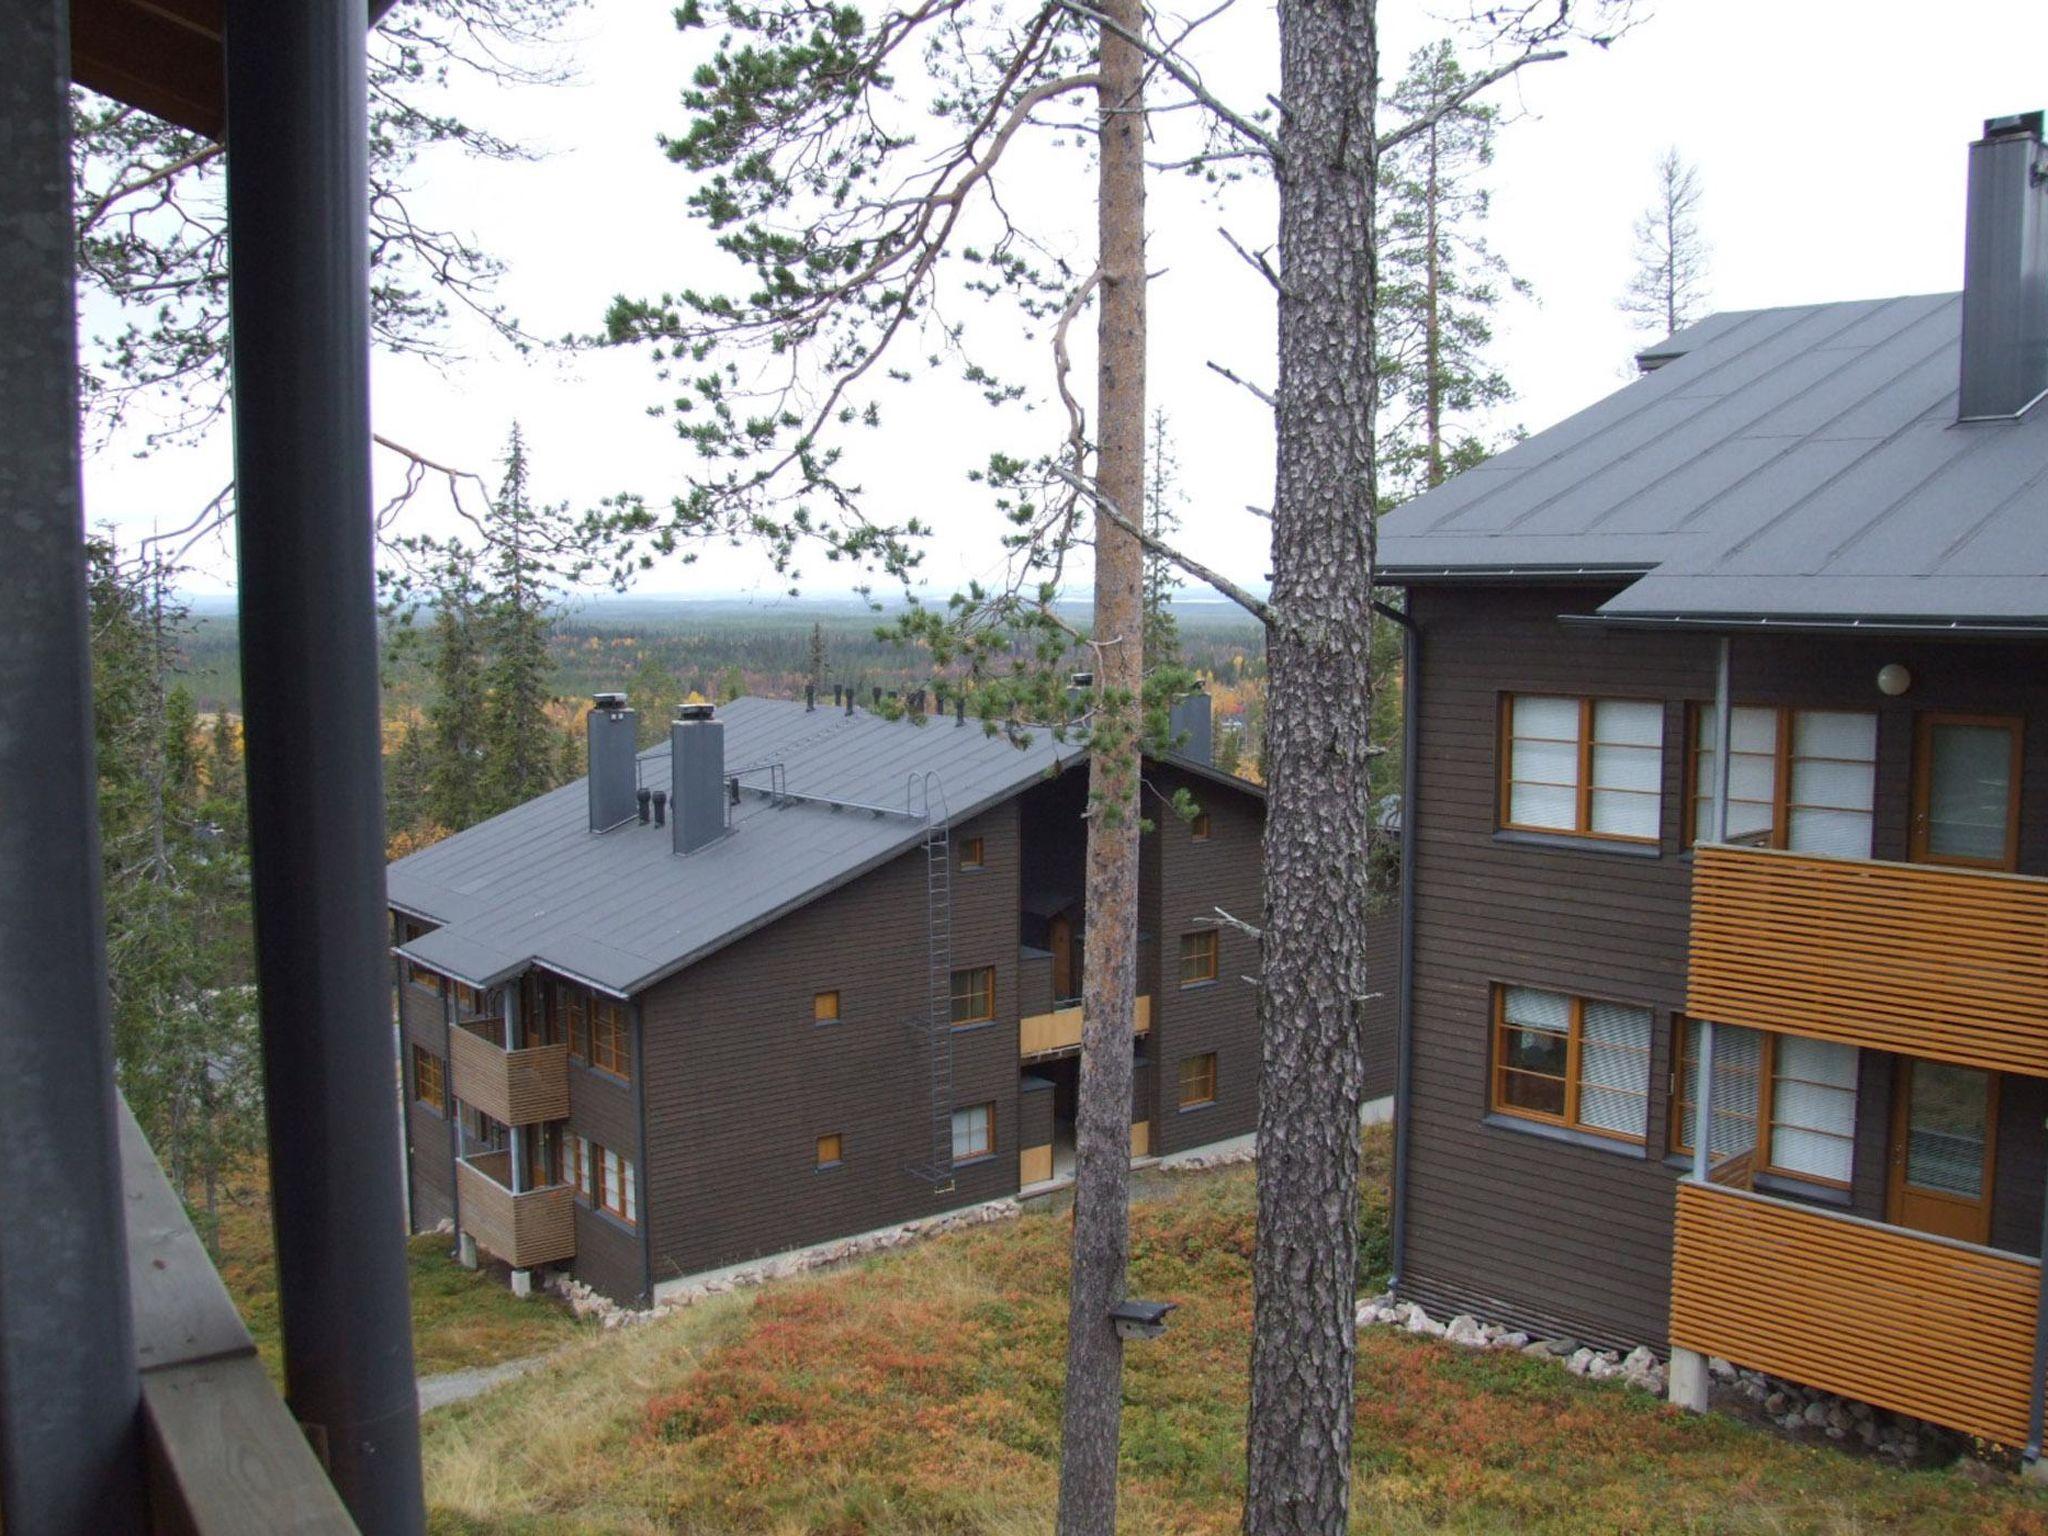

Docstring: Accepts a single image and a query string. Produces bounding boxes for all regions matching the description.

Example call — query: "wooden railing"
[448,1023,570,1125]
[1670,1179,2040,1447]
[1019,995,1152,1059]
[121,1098,359,1531]
[1688,843,2048,1076]
[456,1153,577,1270]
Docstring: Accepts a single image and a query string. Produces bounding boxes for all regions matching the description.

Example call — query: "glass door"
[1912,714,2022,870]
[1887,1059,1998,1244]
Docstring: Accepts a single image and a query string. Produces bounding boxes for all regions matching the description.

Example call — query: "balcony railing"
[1020,994,1153,1059]
[1670,1179,2039,1447]
[456,1151,577,1269]
[448,1020,570,1126]
[1688,843,2048,1075]
[121,1096,358,1531]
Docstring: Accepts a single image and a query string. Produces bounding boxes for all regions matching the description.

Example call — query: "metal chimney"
[1169,686,1213,765]
[587,693,637,832]
[1960,111,2048,420]
[671,704,726,855]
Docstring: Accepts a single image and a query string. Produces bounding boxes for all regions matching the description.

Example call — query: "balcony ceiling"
[69,0,398,140]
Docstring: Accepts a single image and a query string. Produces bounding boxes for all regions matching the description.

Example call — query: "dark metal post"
[224,3,425,1528]
[2025,1126,2048,1463]
[1384,603,1418,1293]
[0,5,150,1529]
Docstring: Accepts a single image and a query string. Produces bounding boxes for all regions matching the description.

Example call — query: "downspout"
[633,997,655,1305]
[1375,599,1419,1293]
[2026,1158,2048,1464]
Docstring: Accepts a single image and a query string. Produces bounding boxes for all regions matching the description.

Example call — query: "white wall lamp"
[1877,663,1913,697]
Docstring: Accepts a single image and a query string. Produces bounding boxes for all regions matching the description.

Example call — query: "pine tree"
[1142,409,1183,670]
[422,555,490,832]
[807,621,828,694]
[1377,40,1526,502]
[478,425,562,818]
[1621,148,1710,339]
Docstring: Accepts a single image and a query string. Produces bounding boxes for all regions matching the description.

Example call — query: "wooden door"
[1049,912,1074,1001]
[1887,1059,1998,1244]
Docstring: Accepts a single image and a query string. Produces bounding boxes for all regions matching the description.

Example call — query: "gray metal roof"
[1378,293,2048,630]
[390,697,1084,996]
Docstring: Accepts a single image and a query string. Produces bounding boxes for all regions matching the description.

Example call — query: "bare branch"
[1203,905,1266,939]
[1050,465,1273,625]
[1206,359,1275,408]
[1051,0,1278,160]
[1218,226,1283,295]
[1375,48,1565,154]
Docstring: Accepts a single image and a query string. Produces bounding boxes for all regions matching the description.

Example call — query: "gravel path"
[417,1348,562,1413]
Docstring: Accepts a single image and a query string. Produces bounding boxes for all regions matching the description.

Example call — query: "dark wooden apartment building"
[388,690,1264,1303]
[1378,113,2048,1457]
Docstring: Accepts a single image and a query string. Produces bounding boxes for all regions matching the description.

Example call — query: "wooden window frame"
[411,1045,446,1115]
[564,984,590,1061]
[1178,930,1220,988]
[1669,1019,1856,1191]
[952,1101,995,1162]
[813,989,842,1024]
[1684,703,1881,854]
[1488,984,1651,1146]
[568,1135,595,1203]
[949,966,996,1027]
[816,1132,844,1169]
[598,1146,637,1226]
[589,997,632,1080]
[1910,712,2023,871]
[1497,694,1663,845]
[1178,1051,1218,1109]
[1190,810,1212,842]
[958,836,986,870]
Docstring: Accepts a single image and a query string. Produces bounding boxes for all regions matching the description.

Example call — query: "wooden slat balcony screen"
[1019,995,1152,1058]
[448,1024,571,1125]
[456,1154,577,1269]
[1688,843,2048,1076]
[1670,1179,2039,1447]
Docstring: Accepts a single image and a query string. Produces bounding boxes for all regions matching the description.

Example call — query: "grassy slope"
[212,1179,590,1381]
[421,1135,2048,1535]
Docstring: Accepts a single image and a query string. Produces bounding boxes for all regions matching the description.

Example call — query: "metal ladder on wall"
[907,772,955,1193]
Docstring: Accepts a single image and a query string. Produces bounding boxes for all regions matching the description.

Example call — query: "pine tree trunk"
[1244,0,1379,1526]
[1055,3,1146,1529]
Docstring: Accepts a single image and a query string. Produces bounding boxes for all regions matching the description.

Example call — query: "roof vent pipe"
[845,688,854,717]
[806,685,816,712]
[651,789,667,827]
[833,684,842,707]
[1959,110,2048,419]
[671,705,726,855]
[873,687,882,708]
[636,787,652,825]
[956,696,966,728]
[587,693,638,832]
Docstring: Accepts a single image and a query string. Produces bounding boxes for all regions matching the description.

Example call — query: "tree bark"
[1244,0,1379,1527]
[1055,2,1146,1529]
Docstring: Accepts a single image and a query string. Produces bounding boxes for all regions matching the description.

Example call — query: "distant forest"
[176,596,1267,728]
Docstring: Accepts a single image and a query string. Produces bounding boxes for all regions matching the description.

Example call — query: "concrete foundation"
[1667,1345,1709,1412]
[456,1231,478,1271]
[510,1268,533,1299]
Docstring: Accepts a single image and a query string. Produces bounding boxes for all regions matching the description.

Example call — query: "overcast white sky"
[82,0,2048,603]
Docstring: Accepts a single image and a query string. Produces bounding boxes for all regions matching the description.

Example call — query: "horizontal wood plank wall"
[399,974,445,1054]
[568,1059,638,1160]
[1019,996,1152,1057]
[405,1095,454,1230]
[1399,584,1709,1350]
[570,1201,643,1301]
[1362,908,1398,1104]
[640,798,1024,1285]
[1151,764,1265,1157]
[456,1156,576,1268]
[448,1027,571,1125]
[1670,1180,2039,1447]
[1689,845,2048,1076]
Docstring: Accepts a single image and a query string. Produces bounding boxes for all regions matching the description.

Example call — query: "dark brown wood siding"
[570,1201,644,1303]
[1399,583,2048,1350]
[567,1061,638,1161]
[405,1094,454,1231]
[1151,765,1264,1157]
[638,800,1023,1285]
[1362,901,1398,1106]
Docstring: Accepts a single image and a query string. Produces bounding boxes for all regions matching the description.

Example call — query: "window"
[959,836,985,870]
[816,1132,844,1168]
[405,959,440,996]
[524,1122,563,1189]
[564,984,590,1060]
[1500,695,1664,842]
[1178,1052,1218,1109]
[1689,706,1877,859]
[451,980,485,1018]
[949,966,995,1026]
[1179,930,1220,987]
[590,997,631,1079]
[570,1136,637,1224]
[1190,811,1212,841]
[1490,985,1652,1144]
[411,1046,446,1114]
[1913,714,2022,870]
[568,1135,595,1201]
[813,990,842,1023]
[1673,1020,1858,1187]
[951,1102,995,1162]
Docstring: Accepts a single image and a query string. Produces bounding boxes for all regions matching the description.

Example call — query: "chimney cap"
[675,703,715,723]
[592,691,630,710]
[1981,110,2045,142]
[1069,671,1095,689]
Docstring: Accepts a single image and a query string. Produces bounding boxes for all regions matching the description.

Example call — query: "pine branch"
[1050,465,1273,625]
[1206,359,1275,408]
[1050,0,1278,159]
[1376,49,1565,154]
